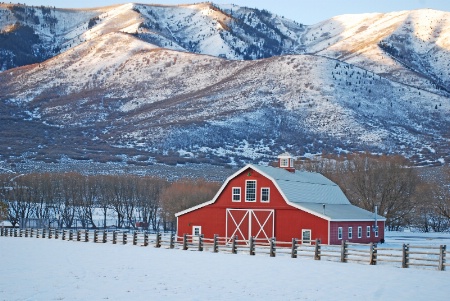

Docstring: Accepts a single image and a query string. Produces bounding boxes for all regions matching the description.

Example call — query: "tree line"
[0,153,449,232]
[0,173,219,231]
[295,153,450,232]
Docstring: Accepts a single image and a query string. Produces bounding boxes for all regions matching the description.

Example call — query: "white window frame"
[280,158,289,167]
[358,226,362,238]
[192,226,201,243]
[260,187,270,203]
[374,226,379,237]
[245,180,256,202]
[232,187,241,202]
[193,226,201,236]
[338,227,342,240]
[366,226,371,238]
[302,229,312,245]
[348,227,353,239]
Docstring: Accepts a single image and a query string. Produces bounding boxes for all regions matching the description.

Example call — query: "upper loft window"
[261,188,270,202]
[232,187,241,202]
[245,180,256,202]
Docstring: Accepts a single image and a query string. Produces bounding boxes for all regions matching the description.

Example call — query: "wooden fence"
[1,228,447,271]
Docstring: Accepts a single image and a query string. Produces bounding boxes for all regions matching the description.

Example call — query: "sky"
[15,0,450,25]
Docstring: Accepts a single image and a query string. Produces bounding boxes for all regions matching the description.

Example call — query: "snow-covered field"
[1,232,449,300]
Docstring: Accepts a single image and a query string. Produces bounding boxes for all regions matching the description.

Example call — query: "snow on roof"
[176,164,385,221]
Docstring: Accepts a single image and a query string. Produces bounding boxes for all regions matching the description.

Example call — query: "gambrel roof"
[252,164,349,205]
[176,164,385,221]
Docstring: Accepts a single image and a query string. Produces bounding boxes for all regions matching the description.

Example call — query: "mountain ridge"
[0,2,449,170]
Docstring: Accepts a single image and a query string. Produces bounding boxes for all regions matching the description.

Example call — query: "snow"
[1,232,449,300]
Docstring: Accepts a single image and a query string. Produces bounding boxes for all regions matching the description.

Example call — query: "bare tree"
[160,179,220,230]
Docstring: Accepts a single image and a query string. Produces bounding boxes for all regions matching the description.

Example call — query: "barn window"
[302,229,311,244]
[338,227,342,240]
[280,158,289,167]
[261,188,270,202]
[348,227,353,239]
[232,187,241,202]
[374,226,379,237]
[358,226,362,238]
[366,226,371,238]
[245,180,256,202]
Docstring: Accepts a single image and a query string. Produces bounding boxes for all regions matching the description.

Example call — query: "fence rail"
[1,228,447,271]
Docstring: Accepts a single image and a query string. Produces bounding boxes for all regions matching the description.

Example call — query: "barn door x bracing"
[226,209,274,245]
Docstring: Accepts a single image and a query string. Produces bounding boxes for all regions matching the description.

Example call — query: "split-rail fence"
[1,228,447,271]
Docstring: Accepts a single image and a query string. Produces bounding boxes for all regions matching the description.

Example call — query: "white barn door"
[226,209,274,244]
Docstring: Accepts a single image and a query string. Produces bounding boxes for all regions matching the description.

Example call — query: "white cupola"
[277,152,295,173]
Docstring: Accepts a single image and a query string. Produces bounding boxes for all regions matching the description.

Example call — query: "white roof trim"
[175,164,382,222]
[330,218,387,222]
[175,165,253,217]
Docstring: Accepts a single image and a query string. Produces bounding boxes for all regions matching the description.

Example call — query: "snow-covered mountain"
[0,2,449,168]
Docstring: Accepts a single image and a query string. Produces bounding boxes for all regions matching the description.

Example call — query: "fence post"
[55,229,59,239]
[402,244,409,268]
[143,232,149,247]
[438,245,446,271]
[291,238,297,258]
[112,231,117,244]
[133,231,138,246]
[62,230,66,241]
[76,230,81,241]
[314,239,321,260]
[48,229,53,239]
[93,230,98,243]
[19,229,23,237]
[69,230,73,241]
[231,235,237,254]
[270,237,276,257]
[213,234,219,253]
[156,233,162,248]
[341,240,347,263]
[249,236,255,256]
[102,230,107,243]
[169,233,175,249]
[25,228,29,238]
[183,234,188,250]
[84,230,89,242]
[370,243,377,265]
[42,228,47,239]
[198,234,204,251]
[122,232,127,245]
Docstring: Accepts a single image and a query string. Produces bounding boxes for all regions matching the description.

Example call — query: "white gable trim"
[175,164,331,220]
[175,165,253,217]
[175,164,384,222]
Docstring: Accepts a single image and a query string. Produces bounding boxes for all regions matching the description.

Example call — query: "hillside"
[0,2,449,170]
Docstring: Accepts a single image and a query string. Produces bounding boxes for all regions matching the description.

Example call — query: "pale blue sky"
[17,0,450,25]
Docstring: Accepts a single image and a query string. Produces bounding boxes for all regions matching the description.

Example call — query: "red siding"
[177,166,384,245]
[177,167,330,244]
[329,221,385,245]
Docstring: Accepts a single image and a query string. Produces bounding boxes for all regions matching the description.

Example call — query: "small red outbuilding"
[176,153,385,245]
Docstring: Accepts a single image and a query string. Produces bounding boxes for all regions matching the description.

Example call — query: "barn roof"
[176,164,385,221]
[251,164,384,221]
[250,164,350,205]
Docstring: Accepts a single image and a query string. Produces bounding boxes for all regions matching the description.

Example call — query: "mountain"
[0,2,449,172]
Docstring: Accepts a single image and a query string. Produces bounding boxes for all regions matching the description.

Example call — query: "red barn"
[176,153,385,245]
